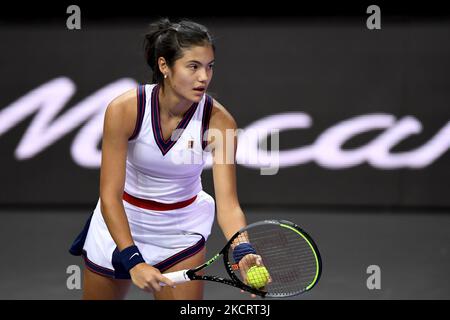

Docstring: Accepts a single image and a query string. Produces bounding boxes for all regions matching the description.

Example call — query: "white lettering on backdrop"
[0,77,449,170]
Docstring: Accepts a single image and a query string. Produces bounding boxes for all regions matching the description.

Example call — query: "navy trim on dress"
[154,235,205,272]
[80,236,206,280]
[201,95,213,150]
[128,85,146,141]
[151,85,199,156]
[82,249,116,278]
[69,213,93,256]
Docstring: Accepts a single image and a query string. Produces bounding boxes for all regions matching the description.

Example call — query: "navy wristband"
[119,245,145,272]
[233,243,257,264]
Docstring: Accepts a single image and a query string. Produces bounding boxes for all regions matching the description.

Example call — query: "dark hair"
[144,18,215,85]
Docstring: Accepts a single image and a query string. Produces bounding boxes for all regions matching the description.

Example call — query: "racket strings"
[228,224,319,296]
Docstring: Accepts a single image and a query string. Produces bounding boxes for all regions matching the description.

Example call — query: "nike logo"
[129,253,140,260]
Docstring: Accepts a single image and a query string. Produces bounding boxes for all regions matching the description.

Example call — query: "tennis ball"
[246,266,269,289]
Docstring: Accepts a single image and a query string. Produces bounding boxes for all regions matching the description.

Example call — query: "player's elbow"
[216,206,245,225]
[99,189,123,212]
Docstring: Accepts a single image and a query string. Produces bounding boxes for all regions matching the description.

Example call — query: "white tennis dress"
[70,84,215,279]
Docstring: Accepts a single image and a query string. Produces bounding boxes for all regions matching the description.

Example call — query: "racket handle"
[159,269,191,286]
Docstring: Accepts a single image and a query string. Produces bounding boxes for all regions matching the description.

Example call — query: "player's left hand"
[238,254,272,298]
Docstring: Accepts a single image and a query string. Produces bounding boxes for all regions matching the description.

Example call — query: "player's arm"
[209,100,248,243]
[99,90,174,291]
[208,101,263,290]
[99,90,137,251]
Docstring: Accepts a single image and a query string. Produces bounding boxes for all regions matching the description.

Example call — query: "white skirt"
[70,190,215,279]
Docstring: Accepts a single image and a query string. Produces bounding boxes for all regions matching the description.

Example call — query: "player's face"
[170,44,215,103]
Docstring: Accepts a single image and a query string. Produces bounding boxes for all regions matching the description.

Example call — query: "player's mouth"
[193,86,206,93]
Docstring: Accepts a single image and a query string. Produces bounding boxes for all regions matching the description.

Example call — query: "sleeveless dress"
[69,84,215,279]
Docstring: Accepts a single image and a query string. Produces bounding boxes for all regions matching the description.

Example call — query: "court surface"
[0,206,449,300]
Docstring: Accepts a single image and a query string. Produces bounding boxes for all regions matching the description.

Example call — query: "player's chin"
[190,90,206,102]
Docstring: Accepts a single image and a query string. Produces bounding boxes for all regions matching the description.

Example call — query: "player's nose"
[198,69,209,82]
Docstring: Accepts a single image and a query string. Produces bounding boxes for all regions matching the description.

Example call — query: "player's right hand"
[129,263,175,293]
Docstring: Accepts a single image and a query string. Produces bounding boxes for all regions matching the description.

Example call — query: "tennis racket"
[160,219,322,298]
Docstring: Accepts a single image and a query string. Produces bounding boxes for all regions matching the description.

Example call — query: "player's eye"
[188,64,198,70]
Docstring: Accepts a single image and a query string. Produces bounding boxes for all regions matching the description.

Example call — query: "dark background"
[1,2,449,208]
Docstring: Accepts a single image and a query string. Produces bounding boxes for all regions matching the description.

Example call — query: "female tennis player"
[69,18,260,300]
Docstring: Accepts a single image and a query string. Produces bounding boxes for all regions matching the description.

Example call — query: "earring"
[164,74,167,79]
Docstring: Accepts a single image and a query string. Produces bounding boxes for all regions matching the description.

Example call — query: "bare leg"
[82,267,132,300]
[153,247,207,300]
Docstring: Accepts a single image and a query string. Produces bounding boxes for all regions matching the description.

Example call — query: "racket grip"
[159,269,191,286]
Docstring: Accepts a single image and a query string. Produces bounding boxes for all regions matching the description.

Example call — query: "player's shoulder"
[209,97,237,131]
[107,88,137,116]
[104,88,137,137]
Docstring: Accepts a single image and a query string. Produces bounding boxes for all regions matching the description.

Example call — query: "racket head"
[222,219,322,298]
